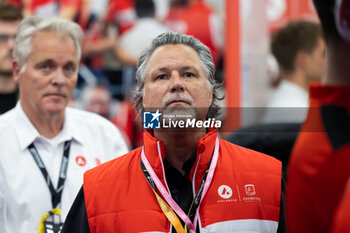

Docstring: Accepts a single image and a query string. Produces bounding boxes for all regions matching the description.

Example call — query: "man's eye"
[64,66,74,72]
[156,74,167,80]
[40,64,49,70]
[184,72,195,78]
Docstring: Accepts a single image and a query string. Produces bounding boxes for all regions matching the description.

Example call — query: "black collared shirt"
[163,155,196,217]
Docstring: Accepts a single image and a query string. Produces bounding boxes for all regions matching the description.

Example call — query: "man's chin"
[43,103,67,115]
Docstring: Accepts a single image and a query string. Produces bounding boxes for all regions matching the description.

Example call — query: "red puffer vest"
[84,130,282,233]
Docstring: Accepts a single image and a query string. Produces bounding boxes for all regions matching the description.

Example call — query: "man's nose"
[7,36,15,49]
[51,69,66,86]
[169,72,185,92]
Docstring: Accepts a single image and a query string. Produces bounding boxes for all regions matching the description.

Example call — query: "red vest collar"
[143,129,218,183]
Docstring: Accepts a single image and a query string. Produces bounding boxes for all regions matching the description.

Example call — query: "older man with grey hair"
[0,16,128,233]
[63,32,283,233]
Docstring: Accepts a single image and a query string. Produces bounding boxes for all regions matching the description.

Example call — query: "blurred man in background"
[263,20,325,123]
[81,84,112,119]
[115,0,168,67]
[0,2,22,114]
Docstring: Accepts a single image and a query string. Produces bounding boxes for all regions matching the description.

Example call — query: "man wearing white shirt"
[263,79,310,123]
[0,16,128,233]
[263,21,326,123]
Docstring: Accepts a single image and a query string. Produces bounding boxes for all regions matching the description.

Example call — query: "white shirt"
[119,18,169,58]
[0,103,129,233]
[263,80,309,123]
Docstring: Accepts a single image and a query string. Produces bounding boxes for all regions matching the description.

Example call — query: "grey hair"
[133,32,223,119]
[13,16,83,70]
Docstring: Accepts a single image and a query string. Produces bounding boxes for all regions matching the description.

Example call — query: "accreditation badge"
[40,209,63,233]
[43,217,63,233]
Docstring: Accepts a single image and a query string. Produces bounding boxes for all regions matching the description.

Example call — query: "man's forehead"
[0,20,20,32]
[28,31,77,63]
[32,31,74,43]
[150,44,198,57]
[146,44,202,71]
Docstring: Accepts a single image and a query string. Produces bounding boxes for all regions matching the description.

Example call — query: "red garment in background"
[286,84,350,233]
[267,0,318,33]
[27,0,81,15]
[60,0,80,8]
[25,0,86,27]
[111,101,143,149]
[26,0,57,14]
[5,0,22,8]
[105,0,136,34]
[164,1,221,64]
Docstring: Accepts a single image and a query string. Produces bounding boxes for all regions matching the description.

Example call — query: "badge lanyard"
[28,140,72,233]
[141,138,220,233]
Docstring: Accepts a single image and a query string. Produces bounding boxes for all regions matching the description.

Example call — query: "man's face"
[305,38,326,82]
[0,20,20,74]
[142,44,213,121]
[13,31,78,115]
[85,87,111,119]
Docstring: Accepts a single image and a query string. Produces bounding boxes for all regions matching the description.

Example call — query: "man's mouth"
[164,96,193,107]
[45,93,66,98]
[166,99,190,106]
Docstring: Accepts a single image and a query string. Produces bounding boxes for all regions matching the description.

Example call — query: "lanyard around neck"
[141,138,220,233]
[28,140,72,208]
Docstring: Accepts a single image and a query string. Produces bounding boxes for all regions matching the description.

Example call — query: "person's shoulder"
[0,108,19,151]
[0,108,16,129]
[66,108,129,155]
[67,107,117,129]
[219,138,282,171]
[84,147,142,183]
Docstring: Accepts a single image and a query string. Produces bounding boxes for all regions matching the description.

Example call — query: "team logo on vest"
[218,185,233,199]
[143,110,162,129]
[245,184,256,196]
[75,155,87,167]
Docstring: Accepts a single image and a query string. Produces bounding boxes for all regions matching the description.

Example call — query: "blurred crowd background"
[0,0,324,150]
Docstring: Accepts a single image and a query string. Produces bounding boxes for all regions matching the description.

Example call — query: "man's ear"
[295,51,308,70]
[12,61,21,84]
